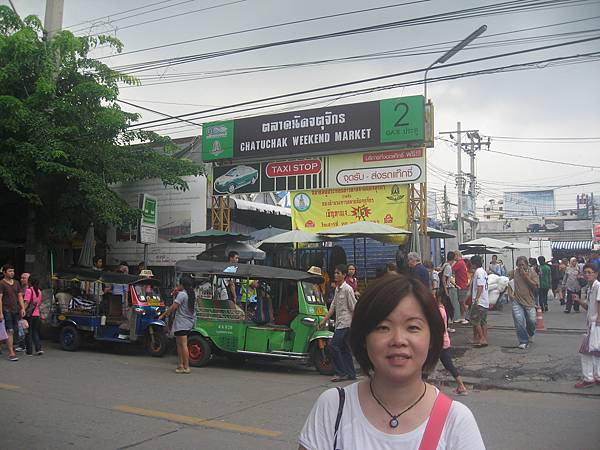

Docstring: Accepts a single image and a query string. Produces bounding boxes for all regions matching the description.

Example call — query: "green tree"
[0,7,203,274]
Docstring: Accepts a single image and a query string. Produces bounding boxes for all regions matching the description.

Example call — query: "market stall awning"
[551,240,593,251]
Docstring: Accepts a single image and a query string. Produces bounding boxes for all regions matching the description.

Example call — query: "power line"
[127,36,600,130]
[100,0,432,58]
[111,0,597,73]
[119,26,600,87]
[133,51,600,133]
[484,148,600,169]
[72,1,247,36]
[66,0,182,28]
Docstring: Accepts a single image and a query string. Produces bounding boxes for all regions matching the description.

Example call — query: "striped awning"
[551,240,593,251]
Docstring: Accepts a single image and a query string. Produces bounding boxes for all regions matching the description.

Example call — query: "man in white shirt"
[319,264,357,382]
[468,255,489,347]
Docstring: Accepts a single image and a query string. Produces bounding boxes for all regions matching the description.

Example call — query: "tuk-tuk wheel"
[59,325,81,351]
[310,343,335,376]
[188,335,211,367]
[146,330,168,357]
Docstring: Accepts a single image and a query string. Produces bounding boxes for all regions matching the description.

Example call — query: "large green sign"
[379,96,425,143]
[201,96,427,162]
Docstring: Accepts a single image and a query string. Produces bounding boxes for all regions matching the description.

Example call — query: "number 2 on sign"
[393,102,409,127]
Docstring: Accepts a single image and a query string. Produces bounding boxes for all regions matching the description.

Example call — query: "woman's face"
[570,258,577,267]
[366,295,430,384]
[347,266,356,276]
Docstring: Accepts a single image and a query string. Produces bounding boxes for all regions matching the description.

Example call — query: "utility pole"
[44,0,64,41]
[456,122,464,244]
[464,132,490,239]
[443,184,450,224]
[440,123,482,244]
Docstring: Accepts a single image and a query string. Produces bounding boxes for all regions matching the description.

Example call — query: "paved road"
[1,340,598,449]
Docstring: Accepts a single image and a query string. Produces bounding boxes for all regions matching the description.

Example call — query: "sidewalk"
[430,297,600,397]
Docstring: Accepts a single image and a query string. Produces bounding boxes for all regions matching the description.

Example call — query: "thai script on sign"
[363,148,423,162]
[336,165,421,186]
[261,112,346,133]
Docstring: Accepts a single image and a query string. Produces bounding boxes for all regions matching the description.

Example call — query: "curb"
[430,376,600,398]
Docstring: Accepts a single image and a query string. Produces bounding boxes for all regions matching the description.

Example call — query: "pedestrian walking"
[563,257,582,313]
[437,296,468,395]
[407,252,430,289]
[537,256,551,312]
[441,252,461,324]
[319,264,357,382]
[159,275,196,374]
[573,263,600,388]
[467,256,489,348]
[0,264,25,362]
[345,264,360,299]
[509,256,539,349]
[452,251,470,324]
[299,274,485,449]
[24,276,43,356]
[15,272,31,352]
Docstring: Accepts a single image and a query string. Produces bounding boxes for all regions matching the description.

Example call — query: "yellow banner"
[291,185,409,232]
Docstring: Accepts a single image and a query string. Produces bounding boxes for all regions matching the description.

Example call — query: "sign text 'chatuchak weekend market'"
[201,95,426,162]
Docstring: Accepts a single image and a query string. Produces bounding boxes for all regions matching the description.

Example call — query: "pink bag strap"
[418,392,453,450]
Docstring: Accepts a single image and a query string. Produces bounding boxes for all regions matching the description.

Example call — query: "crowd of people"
[0,264,44,361]
[299,248,600,448]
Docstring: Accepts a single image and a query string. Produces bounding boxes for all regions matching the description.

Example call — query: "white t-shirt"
[299,382,485,450]
[472,267,489,309]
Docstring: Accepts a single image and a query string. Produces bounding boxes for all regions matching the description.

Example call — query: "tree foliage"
[0,6,204,239]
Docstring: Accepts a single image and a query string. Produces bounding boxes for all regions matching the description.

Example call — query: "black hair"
[470,255,483,268]
[528,257,538,267]
[334,264,348,276]
[2,263,15,272]
[228,251,239,261]
[446,251,455,261]
[583,263,598,273]
[93,256,102,265]
[386,262,398,272]
[179,275,196,314]
[29,276,41,296]
[538,256,546,264]
[350,273,444,376]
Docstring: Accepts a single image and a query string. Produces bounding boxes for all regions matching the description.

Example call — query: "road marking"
[0,383,19,391]
[113,405,281,438]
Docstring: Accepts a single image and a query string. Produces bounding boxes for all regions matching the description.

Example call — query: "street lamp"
[423,25,487,102]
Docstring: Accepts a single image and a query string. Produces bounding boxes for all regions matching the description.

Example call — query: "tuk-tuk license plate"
[148,299,161,306]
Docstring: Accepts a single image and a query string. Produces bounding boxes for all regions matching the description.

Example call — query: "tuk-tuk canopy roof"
[55,268,161,286]
[175,260,323,283]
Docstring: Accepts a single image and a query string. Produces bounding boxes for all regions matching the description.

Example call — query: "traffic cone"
[535,306,545,331]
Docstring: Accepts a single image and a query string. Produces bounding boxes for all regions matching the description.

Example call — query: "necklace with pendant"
[369,380,427,429]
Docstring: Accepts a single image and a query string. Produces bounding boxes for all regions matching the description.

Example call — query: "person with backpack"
[299,274,484,449]
[24,276,43,356]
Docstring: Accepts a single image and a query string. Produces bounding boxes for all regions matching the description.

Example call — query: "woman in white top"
[299,273,485,450]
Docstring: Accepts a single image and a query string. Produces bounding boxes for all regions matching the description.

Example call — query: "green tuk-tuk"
[175,260,334,375]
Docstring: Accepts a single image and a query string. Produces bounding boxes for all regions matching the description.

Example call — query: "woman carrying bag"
[24,276,43,356]
[573,263,600,388]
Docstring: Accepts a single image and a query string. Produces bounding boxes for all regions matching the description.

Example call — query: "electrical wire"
[120,26,600,87]
[111,0,599,73]
[101,0,432,59]
[126,36,600,130]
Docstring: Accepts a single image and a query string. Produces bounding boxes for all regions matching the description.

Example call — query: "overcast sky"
[6,0,600,216]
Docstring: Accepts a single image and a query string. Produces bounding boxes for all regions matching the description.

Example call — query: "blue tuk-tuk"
[50,269,168,356]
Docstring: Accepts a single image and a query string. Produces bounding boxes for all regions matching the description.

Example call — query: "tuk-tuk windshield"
[301,281,326,305]
[134,284,161,303]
